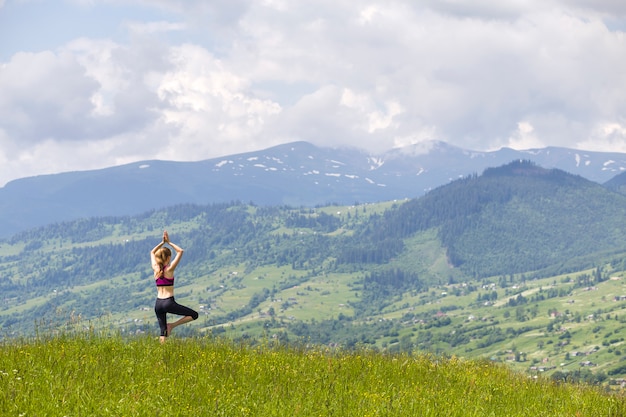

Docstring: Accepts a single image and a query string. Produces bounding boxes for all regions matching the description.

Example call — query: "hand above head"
[163,230,170,243]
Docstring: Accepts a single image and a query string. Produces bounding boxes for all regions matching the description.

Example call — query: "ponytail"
[154,247,172,276]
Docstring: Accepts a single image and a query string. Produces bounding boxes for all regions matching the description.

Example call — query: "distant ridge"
[603,170,626,196]
[372,160,626,278]
[1,140,626,238]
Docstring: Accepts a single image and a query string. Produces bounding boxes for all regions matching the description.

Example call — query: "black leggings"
[154,296,199,337]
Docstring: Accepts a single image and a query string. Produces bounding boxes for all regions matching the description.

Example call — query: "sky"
[1,0,626,187]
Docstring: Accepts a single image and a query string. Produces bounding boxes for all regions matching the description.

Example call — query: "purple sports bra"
[155,265,174,287]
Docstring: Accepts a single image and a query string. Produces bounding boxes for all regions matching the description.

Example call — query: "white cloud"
[0,50,100,144]
[154,43,283,160]
[566,0,626,18]
[506,121,544,150]
[577,122,626,153]
[1,0,626,186]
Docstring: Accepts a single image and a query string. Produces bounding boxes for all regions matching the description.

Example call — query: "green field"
[1,333,624,416]
[173,260,626,383]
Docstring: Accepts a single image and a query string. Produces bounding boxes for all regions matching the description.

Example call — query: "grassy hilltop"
[1,334,624,416]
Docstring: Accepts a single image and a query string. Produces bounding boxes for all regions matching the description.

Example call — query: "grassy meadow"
[6,199,626,400]
[1,332,625,416]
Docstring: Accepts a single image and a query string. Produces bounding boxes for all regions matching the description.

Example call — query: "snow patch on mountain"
[215,160,232,168]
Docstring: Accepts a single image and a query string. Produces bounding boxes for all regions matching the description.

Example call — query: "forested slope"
[348,160,626,278]
[2,160,626,350]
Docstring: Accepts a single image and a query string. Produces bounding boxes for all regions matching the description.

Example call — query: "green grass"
[1,333,624,416]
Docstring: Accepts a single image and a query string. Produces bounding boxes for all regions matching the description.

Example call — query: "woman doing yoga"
[151,230,198,343]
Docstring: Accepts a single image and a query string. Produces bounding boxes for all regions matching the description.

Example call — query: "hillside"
[3,161,626,383]
[2,335,624,416]
[367,160,626,278]
[605,170,626,196]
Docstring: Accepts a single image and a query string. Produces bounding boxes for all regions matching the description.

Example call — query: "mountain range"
[3,140,626,238]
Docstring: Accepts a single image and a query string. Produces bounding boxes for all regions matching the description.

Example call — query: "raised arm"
[150,238,165,271]
[163,230,184,271]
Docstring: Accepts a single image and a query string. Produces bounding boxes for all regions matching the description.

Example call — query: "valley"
[3,161,626,386]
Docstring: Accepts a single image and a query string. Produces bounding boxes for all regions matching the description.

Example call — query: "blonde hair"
[154,247,172,276]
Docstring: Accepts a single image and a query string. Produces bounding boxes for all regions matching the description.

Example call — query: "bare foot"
[167,323,173,336]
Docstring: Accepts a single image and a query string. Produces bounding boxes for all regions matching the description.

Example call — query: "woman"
[151,230,198,343]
